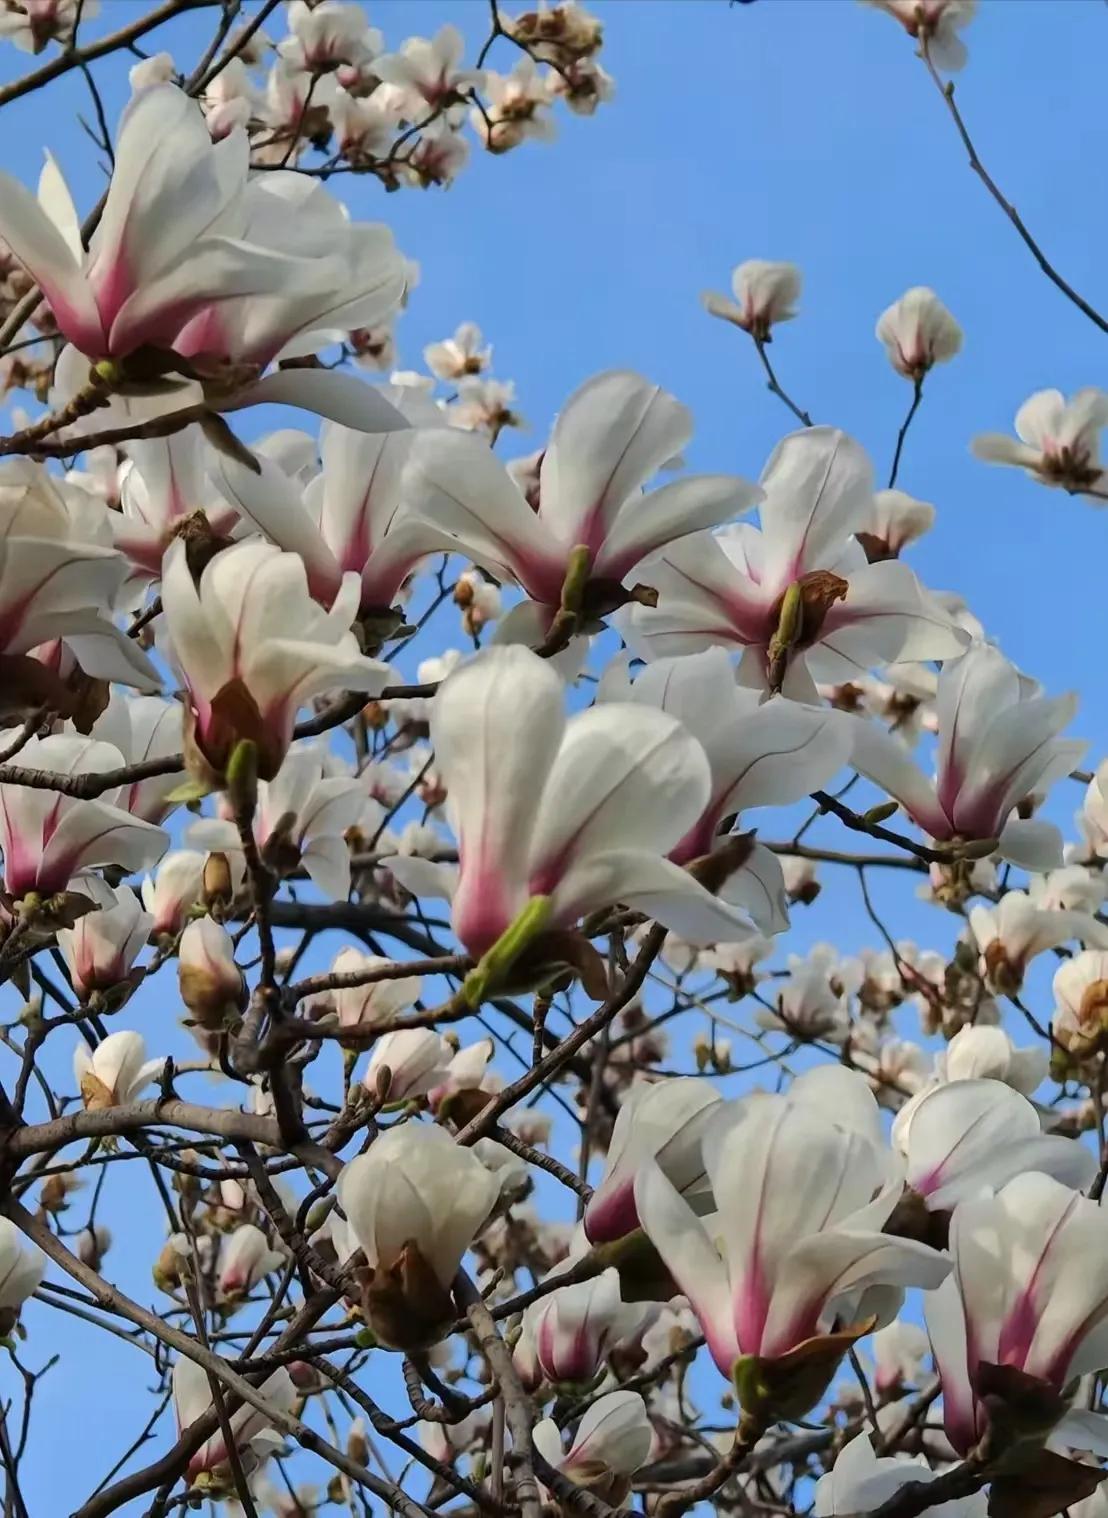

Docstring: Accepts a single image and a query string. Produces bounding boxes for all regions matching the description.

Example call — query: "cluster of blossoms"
[1,3,1108,1517]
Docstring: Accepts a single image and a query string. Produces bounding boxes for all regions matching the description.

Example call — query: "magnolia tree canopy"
[0,1,1106,1516]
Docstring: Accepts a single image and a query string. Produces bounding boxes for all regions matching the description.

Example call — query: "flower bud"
[178,917,247,1032]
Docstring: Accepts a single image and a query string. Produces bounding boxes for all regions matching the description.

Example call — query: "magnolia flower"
[926,1173,1108,1456]
[0,85,310,364]
[967,890,1107,994]
[600,648,852,934]
[363,1030,450,1103]
[277,1,380,75]
[584,1080,721,1242]
[337,1123,499,1348]
[520,1267,646,1387]
[208,400,449,616]
[0,1218,44,1332]
[424,322,491,381]
[636,1067,950,1397]
[622,428,964,700]
[188,744,368,900]
[1052,951,1108,1060]
[403,646,757,966]
[400,369,760,621]
[0,733,168,900]
[173,1357,295,1478]
[875,288,962,379]
[178,917,247,1032]
[114,426,238,584]
[549,54,616,115]
[160,538,392,783]
[142,849,206,938]
[757,955,853,1045]
[0,0,97,52]
[972,388,1108,496]
[856,489,936,561]
[218,1224,284,1296]
[851,642,1085,870]
[74,1031,164,1110]
[533,1391,652,1507]
[374,24,483,118]
[814,1432,986,1517]
[329,948,422,1033]
[1032,863,1107,913]
[0,464,160,695]
[891,1079,1094,1211]
[1073,761,1108,861]
[473,57,555,153]
[935,1024,1047,1095]
[862,1,977,73]
[701,260,801,339]
[403,117,471,188]
[872,1320,931,1396]
[57,881,151,1004]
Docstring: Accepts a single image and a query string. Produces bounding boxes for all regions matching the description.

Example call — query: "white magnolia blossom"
[875,287,963,379]
[637,1067,950,1381]
[0,732,168,899]
[814,1432,986,1516]
[584,1079,720,1244]
[160,538,392,782]
[1052,950,1108,1060]
[862,2,976,73]
[858,489,936,559]
[217,1224,285,1296]
[600,647,853,933]
[423,322,491,381]
[74,1030,164,1109]
[852,641,1085,870]
[701,259,801,338]
[0,1218,45,1326]
[398,645,758,960]
[173,1357,295,1477]
[934,1024,1047,1095]
[926,1173,1108,1456]
[0,0,97,52]
[177,916,246,1033]
[622,427,965,700]
[872,1320,931,1395]
[517,1266,647,1388]
[967,889,1108,993]
[142,850,206,938]
[363,1028,450,1102]
[188,743,368,900]
[892,1078,1094,1210]
[57,880,151,1003]
[972,388,1108,496]
[532,1391,653,1504]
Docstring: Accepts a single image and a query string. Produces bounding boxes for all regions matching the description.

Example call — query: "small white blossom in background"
[875,286,962,380]
[972,388,1108,496]
[701,259,801,340]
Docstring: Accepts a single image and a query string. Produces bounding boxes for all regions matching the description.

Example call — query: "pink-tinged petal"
[847,717,950,839]
[0,170,103,353]
[620,532,775,659]
[39,800,168,892]
[160,538,233,708]
[633,1159,737,1376]
[223,370,410,432]
[312,421,413,581]
[935,644,1023,816]
[210,451,344,607]
[529,705,712,892]
[538,371,694,553]
[762,1230,949,1362]
[758,427,874,587]
[951,692,1080,837]
[593,471,762,585]
[400,429,564,602]
[923,1276,980,1456]
[42,609,161,692]
[430,647,563,956]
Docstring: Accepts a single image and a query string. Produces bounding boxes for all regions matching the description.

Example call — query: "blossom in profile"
[875,287,962,380]
[972,388,1108,496]
[701,259,801,340]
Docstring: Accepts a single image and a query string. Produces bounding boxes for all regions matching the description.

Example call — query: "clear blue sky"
[2,1,1108,1510]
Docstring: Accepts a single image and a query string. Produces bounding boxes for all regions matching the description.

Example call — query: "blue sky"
[2,0,1108,1510]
